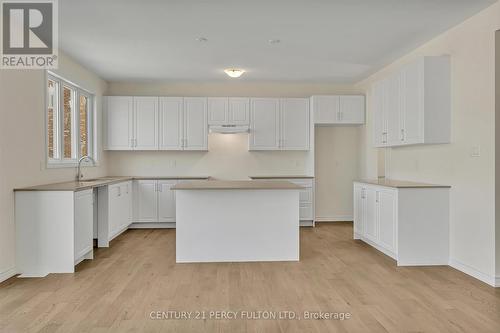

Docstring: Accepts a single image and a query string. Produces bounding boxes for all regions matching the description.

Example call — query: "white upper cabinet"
[249,98,280,150]
[372,56,450,148]
[312,95,365,125]
[280,98,310,150]
[208,97,249,125]
[105,96,158,150]
[104,96,133,150]
[312,95,339,124]
[183,97,208,150]
[134,97,159,150]
[228,98,250,125]
[159,97,184,150]
[250,98,310,151]
[338,96,365,124]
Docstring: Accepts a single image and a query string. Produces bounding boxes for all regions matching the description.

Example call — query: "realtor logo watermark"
[1,0,58,69]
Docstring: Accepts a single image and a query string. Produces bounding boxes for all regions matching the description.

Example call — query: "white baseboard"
[315,216,353,222]
[0,267,17,283]
[449,258,499,287]
[129,222,176,229]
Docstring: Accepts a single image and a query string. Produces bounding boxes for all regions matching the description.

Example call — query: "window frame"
[46,71,97,168]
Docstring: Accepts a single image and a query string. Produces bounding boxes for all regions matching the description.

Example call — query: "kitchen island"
[173,180,302,263]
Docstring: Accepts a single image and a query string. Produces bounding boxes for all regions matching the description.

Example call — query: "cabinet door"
[158,180,177,222]
[105,96,133,150]
[122,182,133,228]
[184,97,208,150]
[364,187,378,243]
[339,96,365,124]
[312,96,339,124]
[74,189,93,261]
[400,60,424,145]
[159,97,184,150]
[372,82,387,147]
[353,185,364,237]
[208,97,228,125]
[280,98,310,150]
[136,180,158,222]
[386,74,402,146]
[134,97,159,150]
[378,189,397,253]
[228,98,250,125]
[249,98,280,150]
[108,183,122,236]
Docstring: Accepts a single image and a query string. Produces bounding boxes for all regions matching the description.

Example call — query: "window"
[46,72,95,166]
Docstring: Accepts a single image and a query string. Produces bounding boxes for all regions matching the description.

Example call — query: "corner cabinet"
[312,95,365,125]
[249,98,310,151]
[372,56,450,147]
[353,181,449,266]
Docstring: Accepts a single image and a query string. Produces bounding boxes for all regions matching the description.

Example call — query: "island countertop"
[172,180,303,190]
[355,179,451,189]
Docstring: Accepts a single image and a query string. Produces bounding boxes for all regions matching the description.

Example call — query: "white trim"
[315,215,353,222]
[449,258,498,287]
[0,267,17,283]
[129,222,176,229]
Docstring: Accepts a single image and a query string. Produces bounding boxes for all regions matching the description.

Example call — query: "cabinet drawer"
[300,203,313,220]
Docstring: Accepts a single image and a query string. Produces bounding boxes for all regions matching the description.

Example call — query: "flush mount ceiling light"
[268,39,281,44]
[224,68,245,78]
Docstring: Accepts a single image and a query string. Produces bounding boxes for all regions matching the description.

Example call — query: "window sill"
[46,160,100,169]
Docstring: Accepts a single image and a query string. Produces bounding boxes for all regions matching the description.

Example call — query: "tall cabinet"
[372,56,450,147]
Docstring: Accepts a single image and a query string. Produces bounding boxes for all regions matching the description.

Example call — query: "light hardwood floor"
[1,223,500,332]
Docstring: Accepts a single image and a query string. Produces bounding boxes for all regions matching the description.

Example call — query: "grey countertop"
[14,176,210,192]
[172,180,303,190]
[355,179,451,189]
[249,175,314,179]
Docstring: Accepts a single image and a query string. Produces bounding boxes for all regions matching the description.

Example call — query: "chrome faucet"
[77,155,95,181]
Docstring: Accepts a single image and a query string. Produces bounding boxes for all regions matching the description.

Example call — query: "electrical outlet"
[471,146,481,157]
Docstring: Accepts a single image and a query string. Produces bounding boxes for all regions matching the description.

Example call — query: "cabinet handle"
[118,187,121,197]
[376,192,379,203]
[401,129,405,142]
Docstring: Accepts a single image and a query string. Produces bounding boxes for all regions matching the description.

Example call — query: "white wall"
[314,126,360,221]
[0,51,108,282]
[357,2,500,284]
[105,82,361,180]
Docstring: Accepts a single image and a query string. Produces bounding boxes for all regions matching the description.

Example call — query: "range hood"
[209,124,249,134]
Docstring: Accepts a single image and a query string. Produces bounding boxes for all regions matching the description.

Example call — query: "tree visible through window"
[47,73,95,166]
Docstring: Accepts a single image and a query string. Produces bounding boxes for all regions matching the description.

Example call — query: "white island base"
[174,183,300,263]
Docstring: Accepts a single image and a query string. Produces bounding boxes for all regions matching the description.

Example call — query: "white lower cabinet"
[74,189,94,265]
[353,182,449,266]
[134,179,177,223]
[98,181,133,247]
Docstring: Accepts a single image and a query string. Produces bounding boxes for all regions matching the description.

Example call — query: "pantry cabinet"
[311,95,365,125]
[249,98,310,151]
[372,56,450,147]
[353,181,449,266]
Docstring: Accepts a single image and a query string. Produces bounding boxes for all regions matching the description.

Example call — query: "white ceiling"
[60,0,496,83]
